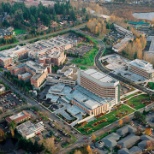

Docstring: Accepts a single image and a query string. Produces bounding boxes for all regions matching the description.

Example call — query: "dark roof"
[118,148,129,154]
[141,135,154,141]
[138,140,147,150]
[117,134,140,149]
[103,138,117,148]
[116,125,137,137]
[129,146,142,154]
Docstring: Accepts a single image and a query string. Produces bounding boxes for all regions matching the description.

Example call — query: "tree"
[86,145,92,154]
[145,128,152,136]
[118,119,123,126]
[9,121,16,137]
[124,116,130,123]
[74,150,82,154]
[43,137,56,154]
[134,111,146,125]
[91,134,96,142]
[146,140,154,150]
[0,128,5,142]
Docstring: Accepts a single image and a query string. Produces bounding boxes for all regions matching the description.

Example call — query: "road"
[0,23,86,51]
[0,27,154,154]
[94,47,154,95]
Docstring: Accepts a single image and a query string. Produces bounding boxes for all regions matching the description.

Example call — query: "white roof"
[84,69,97,75]
[130,59,154,73]
[84,99,99,109]
[82,69,118,84]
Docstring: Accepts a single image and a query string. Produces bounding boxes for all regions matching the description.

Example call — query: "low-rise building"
[117,134,140,149]
[129,59,154,79]
[116,125,137,137]
[0,46,28,68]
[27,36,75,66]
[112,24,134,53]
[112,36,133,53]
[47,65,77,86]
[16,121,45,139]
[6,111,31,124]
[10,61,49,88]
[0,27,14,39]
[0,84,5,93]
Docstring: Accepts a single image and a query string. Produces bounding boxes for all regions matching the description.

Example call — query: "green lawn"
[14,29,26,35]
[126,94,151,110]
[72,47,98,67]
[75,104,134,135]
[148,82,154,90]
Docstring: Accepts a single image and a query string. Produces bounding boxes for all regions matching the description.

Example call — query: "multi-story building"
[78,69,120,104]
[10,61,49,88]
[27,36,75,66]
[71,85,115,116]
[0,36,75,68]
[112,24,134,53]
[47,65,77,86]
[0,46,28,68]
[129,59,154,79]
[63,69,121,116]
[112,36,133,53]
[6,110,31,124]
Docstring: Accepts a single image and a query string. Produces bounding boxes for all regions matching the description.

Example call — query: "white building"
[16,121,45,139]
[129,59,154,79]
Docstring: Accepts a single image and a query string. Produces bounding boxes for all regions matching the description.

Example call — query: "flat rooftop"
[82,69,118,84]
[10,112,25,120]
[129,59,154,73]
[147,36,154,53]
[66,85,114,110]
[25,60,46,73]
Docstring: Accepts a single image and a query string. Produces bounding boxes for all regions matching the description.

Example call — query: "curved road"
[94,47,154,95]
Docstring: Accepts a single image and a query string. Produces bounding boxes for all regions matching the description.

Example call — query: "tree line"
[0,2,78,29]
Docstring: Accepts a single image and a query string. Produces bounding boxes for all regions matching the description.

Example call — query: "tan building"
[47,65,77,86]
[0,46,28,68]
[10,61,49,89]
[112,24,134,53]
[70,85,116,116]
[27,36,74,66]
[78,69,120,104]
[129,59,154,79]
[6,110,31,124]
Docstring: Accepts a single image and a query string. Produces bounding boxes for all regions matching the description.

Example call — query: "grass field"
[126,94,151,110]
[14,29,26,35]
[75,104,134,135]
[72,47,98,67]
[148,82,154,90]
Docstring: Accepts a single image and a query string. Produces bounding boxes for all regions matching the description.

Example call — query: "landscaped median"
[75,104,134,135]
[125,94,153,110]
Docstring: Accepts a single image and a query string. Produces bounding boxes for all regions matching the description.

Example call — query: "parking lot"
[101,54,147,83]
[104,30,125,46]
[0,91,24,112]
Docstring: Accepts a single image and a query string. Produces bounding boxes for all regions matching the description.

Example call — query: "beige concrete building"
[129,59,154,79]
[47,65,77,86]
[27,36,74,66]
[78,69,120,104]
[0,46,28,68]
[10,61,49,88]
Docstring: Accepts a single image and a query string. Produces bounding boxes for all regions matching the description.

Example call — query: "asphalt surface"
[94,47,154,95]
[0,28,154,154]
[0,23,86,51]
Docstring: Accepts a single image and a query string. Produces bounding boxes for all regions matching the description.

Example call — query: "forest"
[0,2,78,29]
